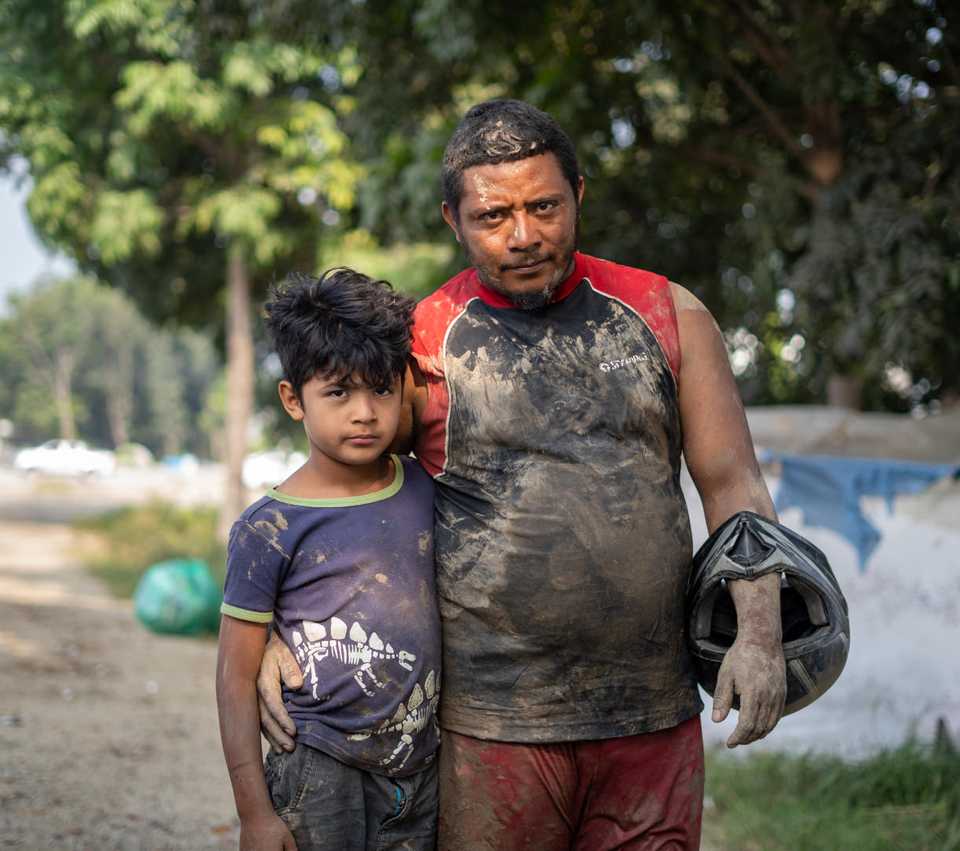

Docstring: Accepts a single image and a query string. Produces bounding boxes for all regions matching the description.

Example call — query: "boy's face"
[279,372,402,468]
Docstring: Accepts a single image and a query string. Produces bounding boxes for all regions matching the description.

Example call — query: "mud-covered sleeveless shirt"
[411,252,703,743]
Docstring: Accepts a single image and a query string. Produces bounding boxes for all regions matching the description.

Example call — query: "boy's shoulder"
[230,493,303,557]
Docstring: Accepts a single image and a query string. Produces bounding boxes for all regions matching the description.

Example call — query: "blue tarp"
[764,454,959,571]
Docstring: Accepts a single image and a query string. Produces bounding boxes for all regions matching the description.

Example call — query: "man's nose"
[507,212,540,251]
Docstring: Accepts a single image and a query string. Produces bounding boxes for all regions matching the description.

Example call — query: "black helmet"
[687,511,850,716]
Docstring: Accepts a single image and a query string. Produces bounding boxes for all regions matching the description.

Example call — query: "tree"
[289,0,959,409]
[4,278,100,440]
[0,0,361,532]
[0,276,220,455]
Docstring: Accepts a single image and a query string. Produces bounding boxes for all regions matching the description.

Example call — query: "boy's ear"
[278,380,305,421]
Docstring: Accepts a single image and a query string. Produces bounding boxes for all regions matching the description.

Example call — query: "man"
[258,99,786,850]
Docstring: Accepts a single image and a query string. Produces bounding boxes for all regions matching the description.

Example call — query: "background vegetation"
[705,738,960,850]
[1,0,957,518]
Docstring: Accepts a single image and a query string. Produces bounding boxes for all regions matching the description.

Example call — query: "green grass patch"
[705,740,960,850]
[76,501,226,599]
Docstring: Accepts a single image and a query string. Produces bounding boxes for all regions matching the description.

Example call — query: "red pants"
[438,717,704,851]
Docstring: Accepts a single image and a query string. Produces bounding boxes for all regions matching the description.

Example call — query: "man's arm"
[388,360,429,456]
[217,616,297,850]
[671,282,786,748]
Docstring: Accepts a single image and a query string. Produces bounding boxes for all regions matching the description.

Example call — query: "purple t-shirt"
[221,455,441,776]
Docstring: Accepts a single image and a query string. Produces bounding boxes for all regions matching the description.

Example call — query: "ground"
[0,509,240,850]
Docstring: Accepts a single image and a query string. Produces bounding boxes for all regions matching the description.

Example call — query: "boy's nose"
[351,394,377,422]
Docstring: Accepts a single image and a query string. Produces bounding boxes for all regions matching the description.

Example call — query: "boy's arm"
[217,615,298,850]
[671,282,787,749]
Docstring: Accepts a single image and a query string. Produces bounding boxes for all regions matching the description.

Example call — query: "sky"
[0,161,75,310]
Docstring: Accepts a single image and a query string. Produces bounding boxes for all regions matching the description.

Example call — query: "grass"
[75,500,226,600]
[705,738,960,851]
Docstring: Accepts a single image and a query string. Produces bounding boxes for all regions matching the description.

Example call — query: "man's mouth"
[504,258,548,272]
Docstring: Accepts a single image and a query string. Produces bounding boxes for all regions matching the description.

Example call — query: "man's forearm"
[727,572,782,642]
[700,474,776,535]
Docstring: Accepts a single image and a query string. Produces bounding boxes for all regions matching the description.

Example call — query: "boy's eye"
[326,388,347,398]
[374,386,393,397]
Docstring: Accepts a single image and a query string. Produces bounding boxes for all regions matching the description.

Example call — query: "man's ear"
[441,201,461,244]
[278,380,305,421]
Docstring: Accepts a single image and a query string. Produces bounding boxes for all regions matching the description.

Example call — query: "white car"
[14,439,117,477]
[242,450,306,490]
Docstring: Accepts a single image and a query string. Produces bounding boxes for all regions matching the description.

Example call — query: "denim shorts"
[264,744,438,851]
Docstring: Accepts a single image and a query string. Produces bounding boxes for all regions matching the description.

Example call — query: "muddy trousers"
[438,717,704,851]
[264,744,438,851]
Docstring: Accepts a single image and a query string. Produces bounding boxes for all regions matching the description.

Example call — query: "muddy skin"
[714,573,786,747]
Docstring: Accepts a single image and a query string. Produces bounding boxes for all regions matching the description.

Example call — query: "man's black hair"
[441,99,581,219]
[264,268,416,398]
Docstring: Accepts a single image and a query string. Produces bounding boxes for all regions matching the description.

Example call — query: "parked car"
[242,449,306,490]
[13,439,116,477]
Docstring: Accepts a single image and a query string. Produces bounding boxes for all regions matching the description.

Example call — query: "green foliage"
[285,0,958,408]
[0,277,219,454]
[0,0,361,324]
[76,500,225,599]
[4,0,957,410]
[706,742,960,850]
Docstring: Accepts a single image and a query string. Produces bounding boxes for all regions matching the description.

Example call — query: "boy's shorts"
[438,716,704,851]
[265,744,438,851]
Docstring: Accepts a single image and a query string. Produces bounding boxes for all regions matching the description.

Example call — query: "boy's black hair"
[441,99,581,220]
[264,268,416,398]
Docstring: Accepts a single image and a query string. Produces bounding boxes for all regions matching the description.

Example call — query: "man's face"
[442,153,584,309]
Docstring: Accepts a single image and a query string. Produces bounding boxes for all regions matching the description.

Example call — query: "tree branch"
[719,55,807,161]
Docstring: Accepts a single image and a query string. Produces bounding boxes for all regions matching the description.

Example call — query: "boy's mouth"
[345,434,378,446]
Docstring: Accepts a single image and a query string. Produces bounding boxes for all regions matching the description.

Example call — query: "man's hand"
[711,633,786,748]
[240,811,298,851]
[257,632,303,753]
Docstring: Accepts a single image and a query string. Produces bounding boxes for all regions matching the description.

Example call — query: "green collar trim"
[267,455,404,507]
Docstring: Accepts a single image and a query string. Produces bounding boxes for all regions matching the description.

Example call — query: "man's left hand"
[711,634,786,748]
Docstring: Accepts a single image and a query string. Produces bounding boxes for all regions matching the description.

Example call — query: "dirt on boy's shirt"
[221,455,441,776]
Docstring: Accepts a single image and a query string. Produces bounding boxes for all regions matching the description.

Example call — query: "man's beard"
[464,224,579,311]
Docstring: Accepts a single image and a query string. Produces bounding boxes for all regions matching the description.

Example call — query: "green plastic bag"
[133,558,222,635]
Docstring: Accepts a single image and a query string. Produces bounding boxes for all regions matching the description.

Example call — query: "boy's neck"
[276,452,395,500]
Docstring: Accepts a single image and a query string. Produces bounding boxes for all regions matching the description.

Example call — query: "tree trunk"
[106,344,133,448]
[54,349,76,440]
[826,374,863,410]
[219,243,255,540]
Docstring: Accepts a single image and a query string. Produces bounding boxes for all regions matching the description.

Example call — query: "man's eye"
[480,211,503,222]
[535,201,557,213]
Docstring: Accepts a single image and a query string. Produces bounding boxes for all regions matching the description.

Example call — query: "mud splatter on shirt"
[412,253,703,742]
[221,455,441,775]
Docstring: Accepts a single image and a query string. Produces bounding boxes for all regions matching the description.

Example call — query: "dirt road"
[0,518,239,850]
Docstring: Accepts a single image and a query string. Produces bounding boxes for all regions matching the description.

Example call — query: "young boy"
[216,269,441,851]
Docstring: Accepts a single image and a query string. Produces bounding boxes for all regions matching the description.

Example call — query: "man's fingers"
[278,643,303,690]
[263,632,303,690]
[258,696,296,752]
[712,668,735,723]
[727,689,759,748]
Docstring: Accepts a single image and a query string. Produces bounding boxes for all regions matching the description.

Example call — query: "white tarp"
[686,408,960,756]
